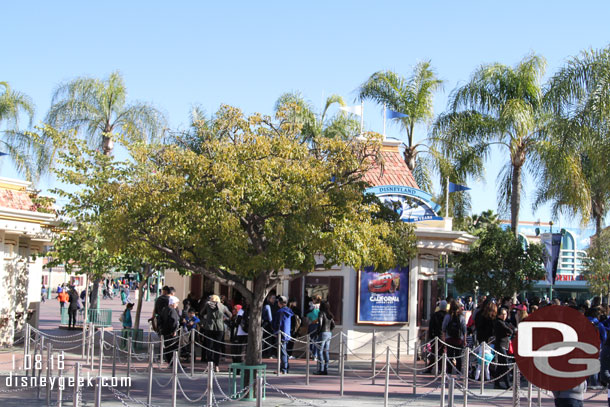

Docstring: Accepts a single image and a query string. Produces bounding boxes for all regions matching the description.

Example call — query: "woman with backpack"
[314,301,335,375]
[493,306,514,389]
[441,300,467,374]
[201,294,232,371]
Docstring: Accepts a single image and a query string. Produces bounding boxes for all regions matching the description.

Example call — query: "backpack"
[447,315,461,338]
[291,314,302,335]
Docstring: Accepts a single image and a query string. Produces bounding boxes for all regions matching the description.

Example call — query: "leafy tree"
[584,228,610,306]
[536,47,610,236]
[0,82,49,180]
[434,54,548,235]
[453,223,545,298]
[51,103,417,366]
[45,71,167,308]
[358,62,443,191]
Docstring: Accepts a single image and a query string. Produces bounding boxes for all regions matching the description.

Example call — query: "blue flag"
[0,152,7,157]
[448,181,470,193]
[387,109,407,119]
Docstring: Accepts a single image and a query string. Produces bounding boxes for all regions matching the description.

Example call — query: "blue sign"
[357,266,409,325]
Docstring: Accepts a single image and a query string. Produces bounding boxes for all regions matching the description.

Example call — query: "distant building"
[0,177,55,346]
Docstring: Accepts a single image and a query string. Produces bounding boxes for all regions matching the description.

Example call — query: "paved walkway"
[0,298,607,406]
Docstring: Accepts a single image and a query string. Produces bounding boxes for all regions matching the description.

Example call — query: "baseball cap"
[439,300,448,311]
[169,296,180,305]
[277,295,288,304]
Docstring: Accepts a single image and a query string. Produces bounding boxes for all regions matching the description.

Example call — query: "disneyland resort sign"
[365,185,442,223]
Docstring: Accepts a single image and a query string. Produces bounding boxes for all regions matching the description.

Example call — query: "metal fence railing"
[60,307,113,327]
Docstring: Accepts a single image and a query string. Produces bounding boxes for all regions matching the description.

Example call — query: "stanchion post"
[448,378,455,407]
[537,386,541,407]
[412,339,417,395]
[37,336,44,400]
[440,353,447,407]
[147,343,154,407]
[98,328,103,376]
[57,360,63,407]
[72,363,80,407]
[127,337,132,397]
[339,334,344,396]
[256,373,264,407]
[396,333,401,376]
[306,334,310,385]
[160,334,164,364]
[112,331,117,377]
[94,376,102,407]
[171,351,178,407]
[190,329,195,376]
[46,342,52,406]
[527,382,532,407]
[512,363,519,407]
[276,332,281,376]
[463,348,469,407]
[81,319,86,359]
[384,346,390,407]
[207,361,214,407]
[371,329,376,385]
[406,330,410,356]
[480,342,486,395]
[434,336,439,378]
[24,324,30,360]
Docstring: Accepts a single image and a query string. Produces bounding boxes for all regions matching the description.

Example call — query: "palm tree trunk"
[510,164,522,236]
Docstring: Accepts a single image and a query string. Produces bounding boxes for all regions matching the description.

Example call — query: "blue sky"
[2,1,609,233]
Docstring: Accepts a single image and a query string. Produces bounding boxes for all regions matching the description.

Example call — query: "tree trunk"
[245,273,270,367]
[510,164,522,236]
[134,264,153,331]
[403,146,417,171]
[90,279,100,310]
[102,135,114,156]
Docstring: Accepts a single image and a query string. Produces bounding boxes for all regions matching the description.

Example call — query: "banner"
[540,233,562,284]
[357,266,409,325]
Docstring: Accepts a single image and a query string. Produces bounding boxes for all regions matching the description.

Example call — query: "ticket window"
[292,276,343,325]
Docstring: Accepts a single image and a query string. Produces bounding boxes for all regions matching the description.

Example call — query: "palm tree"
[46,71,167,309]
[433,54,547,235]
[46,71,167,156]
[358,62,443,191]
[536,47,610,236]
[0,82,44,180]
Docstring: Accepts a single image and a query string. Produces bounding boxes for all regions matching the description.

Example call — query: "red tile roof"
[0,188,37,212]
[363,149,419,189]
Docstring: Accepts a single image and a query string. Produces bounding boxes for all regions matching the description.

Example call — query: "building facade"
[0,177,55,347]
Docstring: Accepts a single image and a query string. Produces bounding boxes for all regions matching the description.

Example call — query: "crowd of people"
[145,287,335,374]
[428,295,610,407]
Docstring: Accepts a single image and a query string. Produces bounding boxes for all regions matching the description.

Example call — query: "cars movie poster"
[357,266,409,324]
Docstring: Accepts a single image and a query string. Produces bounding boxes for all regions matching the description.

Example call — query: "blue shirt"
[183,316,200,331]
[123,310,132,329]
[262,304,273,324]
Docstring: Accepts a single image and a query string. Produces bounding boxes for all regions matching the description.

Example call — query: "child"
[120,303,134,329]
[180,309,200,358]
[473,343,494,381]
[183,308,200,332]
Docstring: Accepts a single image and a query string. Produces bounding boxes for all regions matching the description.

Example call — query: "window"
[290,275,343,325]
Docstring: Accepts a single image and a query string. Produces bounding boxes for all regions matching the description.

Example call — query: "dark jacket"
[67,290,80,310]
[600,338,610,385]
[475,312,494,344]
[316,312,335,335]
[202,301,231,332]
[493,318,514,350]
[160,307,180,336]
[428,310,447,340]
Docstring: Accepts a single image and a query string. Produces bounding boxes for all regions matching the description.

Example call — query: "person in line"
[201,294,231,371]
[441,300,467,374]
[314,301,335,375]
[475,300,497,345]
[56,284,63,299]
[58,288,69,312]
[587,306,606,390]
[160,296,181,366]
[150,286,171,333]
[427,300,448,371]
[180,308,200,359]
[121,303,133,329]
[552,382,586,407]
[232,305,249,363]
[287,298,301,359]
[67,286,80,329]
[41,285,47,303]
[274,296,294,374]
[306,296,321,359]
[493,306,514,389]
[261,294,275,358]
